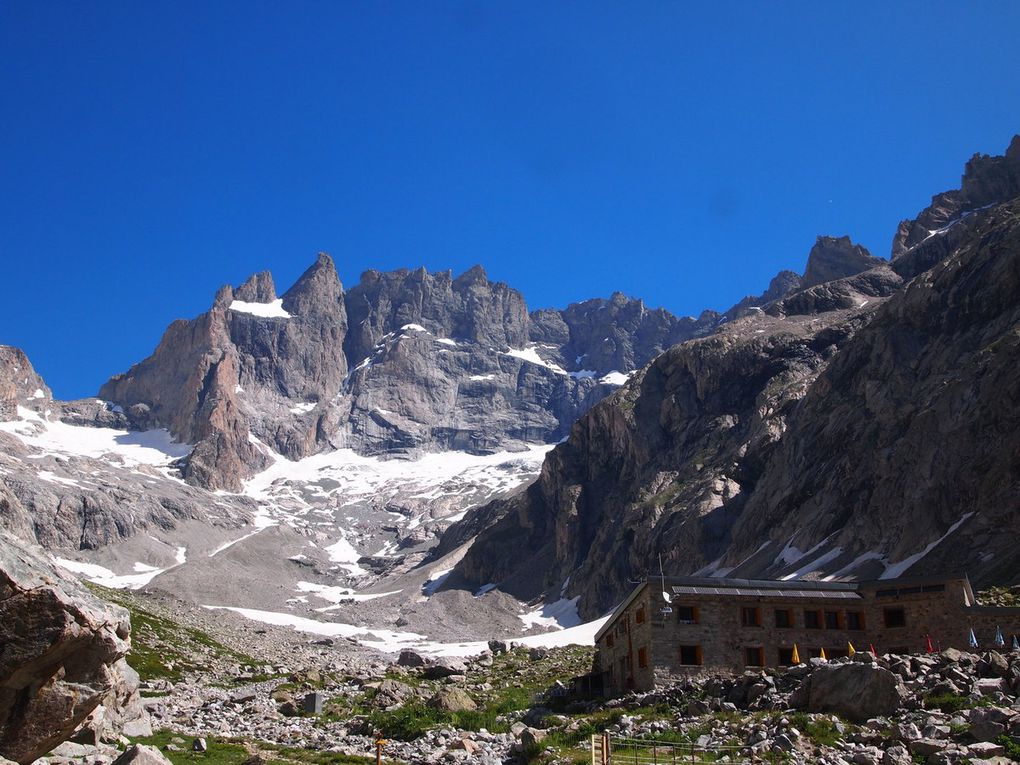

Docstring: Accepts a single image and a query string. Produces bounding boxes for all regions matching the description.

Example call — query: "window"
[616,621,628,636]
[825,610,842,630]
[744,646,764,667]
[606,633,615,648]
[676,605,699,624]
[678,645,703,666]
[638,647,648,668]
[741,606,762,627]
[884,607,906,628]
[635,607,646,624]
[774,608,793,628]
[846,611,865,630]
[804,610,822,629]
[777,647,795,666]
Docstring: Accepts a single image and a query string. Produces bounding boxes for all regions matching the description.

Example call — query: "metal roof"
[670,584,861,599]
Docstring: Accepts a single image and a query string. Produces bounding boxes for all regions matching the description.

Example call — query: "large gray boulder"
[802,663,906,723]
[0,533,134,763]
[110,744,174,765]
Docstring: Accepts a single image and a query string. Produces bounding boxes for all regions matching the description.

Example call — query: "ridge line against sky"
[2,3,1020,398]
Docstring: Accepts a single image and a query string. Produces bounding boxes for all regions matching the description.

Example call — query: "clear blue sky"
[3,2,1020,398]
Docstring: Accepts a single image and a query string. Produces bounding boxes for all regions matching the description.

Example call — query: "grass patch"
[130,731,377,765]
[996,734,1020,760]
[923,693,972,714]
[86,584,261,683]
[787,713,843,748]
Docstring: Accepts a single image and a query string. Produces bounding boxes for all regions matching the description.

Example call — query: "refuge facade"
[593,574,1020,696]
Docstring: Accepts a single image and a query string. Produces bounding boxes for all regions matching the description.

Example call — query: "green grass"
[787,713,844,748]
[85,584,262,683]
[997,735,1020,760]
[328,646,595,742]
[129,731,377,765]
[923,692,978,714]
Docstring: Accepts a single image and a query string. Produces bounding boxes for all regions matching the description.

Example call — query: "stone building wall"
[594,576,1020,695]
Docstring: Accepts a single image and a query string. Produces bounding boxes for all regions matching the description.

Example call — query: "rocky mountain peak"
[801,236,884,289]
[233,271,277,303]
[453,264,489,286]
[281,252,344,317]
[892,135,1020,259]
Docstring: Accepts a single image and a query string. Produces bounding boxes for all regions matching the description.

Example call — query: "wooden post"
[375,738,386,765]
[603,732,610,765]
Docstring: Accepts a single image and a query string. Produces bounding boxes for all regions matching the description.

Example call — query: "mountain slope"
[452,135,1020,618]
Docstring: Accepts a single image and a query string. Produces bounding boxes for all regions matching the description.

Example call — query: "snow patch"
[229,298,291,318]
[881,513,974,579]
[0,407,190,468]
[56,546,186,590]
[502,347,567,375]
[599,371,632,386]
[423,568,453,596]
[519,596,582,630]
[324,535,367,576]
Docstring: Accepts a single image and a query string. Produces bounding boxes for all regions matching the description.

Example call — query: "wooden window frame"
[846,611,865,630]
[638,647,648,669]
[804,609,823,629]
[678,644,703,666]
[744,646,765,667]
[741,606,762,627]
[774,608,794,628]
[635,606,646,624]
[676,604,699,625]
[883,607,906,628]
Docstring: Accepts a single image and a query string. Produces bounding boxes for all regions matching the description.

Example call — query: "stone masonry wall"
[595,578,1020,695]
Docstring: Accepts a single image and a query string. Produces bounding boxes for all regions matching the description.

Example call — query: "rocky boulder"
[800,663,905,723]
[110,744,174,765]
[427,687,477,713]
[0,533,135,764]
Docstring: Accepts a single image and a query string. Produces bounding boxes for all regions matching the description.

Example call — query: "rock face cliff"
[0,347,51,422]
[453,136,1020,617]
[99,261,712,490]
[0,533,142,763]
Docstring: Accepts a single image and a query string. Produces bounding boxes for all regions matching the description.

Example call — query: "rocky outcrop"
[800,236,885,290]
[343,265,529,365]
[891,135,1020,259]
[0,533,137,763]
[550,293,714,373]
[0,347,50,422]
[722,270,802,322]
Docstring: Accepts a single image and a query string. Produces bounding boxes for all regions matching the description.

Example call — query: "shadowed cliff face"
[453,137,1020,618]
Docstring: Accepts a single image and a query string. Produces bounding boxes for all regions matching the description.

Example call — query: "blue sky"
[3,2,1020,398]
